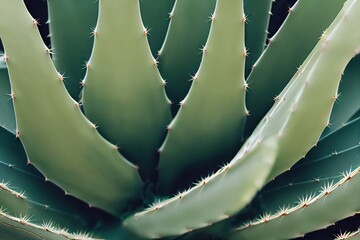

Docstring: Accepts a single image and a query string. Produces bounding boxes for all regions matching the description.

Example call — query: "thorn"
[17,192,26,199]
[86,62,91,70]
[161,79,167,87]
[27,159,32,165]
[210,13,216,22]
[242,14,248,23]
[143,27,150,36]
[8,91,16,100]
[44,177,49,182]
[80,80,85,87]
[326,121,331,128]
[243,82,249,91]
[91,123,98,129]
[268,37,274,44]
[90,28,98,37]
[278,208,289,217]
[75,102,81,109]
[15,130,20,138]
[243,48,249,57]
[3,54,9,63]
[168,13,173,20]
[333,92,340,102]
[297,194,315,208]
[287,7,293,13]
[57,73,64,82]
[319,31,326,40]
[201,45,207,54]
[245,110,250,117]
[191,73,198,81]
[273,95,279,102]
[166,125,172,132]
[45,47,53,55]
[246,222,254,228]
[32,18,40,26]
[19,218,27,224]
[355,48,360,55]
[152,59,159,67]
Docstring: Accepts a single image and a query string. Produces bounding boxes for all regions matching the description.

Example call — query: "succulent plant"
[0,0,359,239]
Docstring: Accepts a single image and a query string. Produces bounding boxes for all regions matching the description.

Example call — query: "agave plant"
[0,0,360,239]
